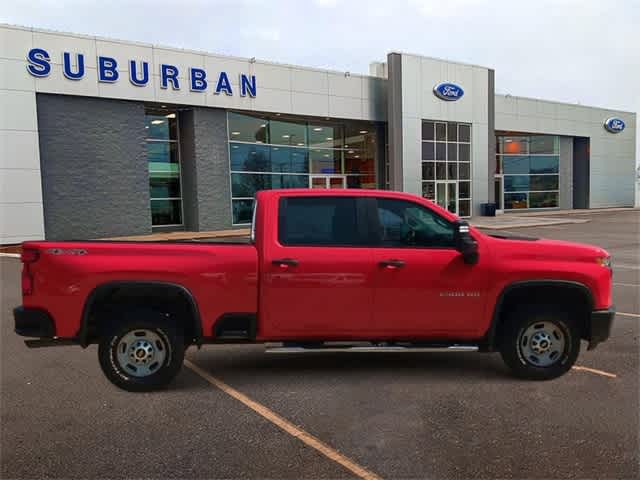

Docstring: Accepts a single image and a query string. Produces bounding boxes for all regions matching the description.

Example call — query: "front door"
[310,175,347,189]
[436,181,458,215]
[260,195,374,338]
[370,197,489,337]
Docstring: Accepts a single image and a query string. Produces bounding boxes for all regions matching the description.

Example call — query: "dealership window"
[496,135,559,210]
[228,112,377,225]
[145,110,183,227]
[421,121,472,217]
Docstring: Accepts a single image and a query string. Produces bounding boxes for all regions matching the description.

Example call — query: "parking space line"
[572,366,617,378]
[617,312,640,318]
[184,359,382,480]
[613,283,639,288]
[0,253,20,259]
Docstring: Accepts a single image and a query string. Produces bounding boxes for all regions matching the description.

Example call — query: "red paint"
[20,189,612,342]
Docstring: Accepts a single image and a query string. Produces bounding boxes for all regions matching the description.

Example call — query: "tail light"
[21,248,39,296]
[21,248,39,264]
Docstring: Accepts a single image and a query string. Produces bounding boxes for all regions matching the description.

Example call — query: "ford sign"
[433,82,464,101]
[604,117,625,133]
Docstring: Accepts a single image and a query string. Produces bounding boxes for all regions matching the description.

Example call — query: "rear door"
[370,197,489,338]
[260,195,375,338]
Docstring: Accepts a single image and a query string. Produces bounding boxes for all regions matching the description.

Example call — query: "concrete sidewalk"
[470,215,590,229]
[471,207,638,229]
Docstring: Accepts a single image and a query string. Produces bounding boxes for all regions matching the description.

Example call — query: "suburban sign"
[433,82,464,101]
[25,48,257,97]
[603,117,625,134]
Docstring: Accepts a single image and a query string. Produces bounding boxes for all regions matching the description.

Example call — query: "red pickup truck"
[14,189,614,391]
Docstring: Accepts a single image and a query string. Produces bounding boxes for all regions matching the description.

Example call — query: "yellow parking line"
[617,312,640,318]
[572,365,617,378]
[184,359,382,480]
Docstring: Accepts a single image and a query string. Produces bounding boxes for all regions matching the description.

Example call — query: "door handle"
[379,259,405,269]
[272,258,299,268]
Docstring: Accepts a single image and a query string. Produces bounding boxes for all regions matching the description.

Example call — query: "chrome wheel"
[518,321,566,367]
[116,329,169,377]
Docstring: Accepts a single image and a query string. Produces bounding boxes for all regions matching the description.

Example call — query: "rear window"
[278,197,360,246]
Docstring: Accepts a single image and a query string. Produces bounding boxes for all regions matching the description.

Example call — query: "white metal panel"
[0,204,45,243]
[252,62,291,91]
[0,58,36,91]
[0,25,33,61]
[152,47,205,79]
[0,169,43,204]
[0,90,38,131]
[32,30,98,68]
[291,68,329,95]
[34,65,100,97]
[0,130,40,170]
[98,75,156,102]
[291,91,327,117]
[328,73,361,98]
[96,40,154,72]
[329,95,362,119]
[252,87,294,114]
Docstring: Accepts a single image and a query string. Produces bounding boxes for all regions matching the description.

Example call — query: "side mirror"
[454,220,479,265]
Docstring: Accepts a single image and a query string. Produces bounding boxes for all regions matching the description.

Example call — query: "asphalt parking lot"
[1,210,638,479]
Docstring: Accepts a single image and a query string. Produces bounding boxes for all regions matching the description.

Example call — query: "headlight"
[596,256,612,269]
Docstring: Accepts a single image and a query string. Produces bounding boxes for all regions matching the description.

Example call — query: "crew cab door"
[369,197,489,337]
[260,195,375,338]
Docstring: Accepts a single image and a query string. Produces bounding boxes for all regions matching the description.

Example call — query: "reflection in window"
[228,112,378,224]
[497,134,559,209]
[376,198,455,248]
[421,120,472,216]
[228,112,269,143]
[146,110,182,228]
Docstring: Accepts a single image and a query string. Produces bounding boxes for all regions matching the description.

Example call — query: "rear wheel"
[98,312,185,392]
[499,307,580,380]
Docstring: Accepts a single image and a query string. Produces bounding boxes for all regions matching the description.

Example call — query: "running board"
[265,344,479,354]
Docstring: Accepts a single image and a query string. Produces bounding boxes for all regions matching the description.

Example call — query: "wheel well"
[79,282,202,347]
[491,283,593,349]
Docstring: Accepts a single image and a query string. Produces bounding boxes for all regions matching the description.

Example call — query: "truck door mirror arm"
[454,220,479,265]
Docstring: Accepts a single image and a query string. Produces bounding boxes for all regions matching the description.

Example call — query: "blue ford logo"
[433,82,464,101]
[604,117,625,133]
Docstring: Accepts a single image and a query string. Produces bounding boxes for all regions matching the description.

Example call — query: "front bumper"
[14,306,55,338]
[587,306,615,350]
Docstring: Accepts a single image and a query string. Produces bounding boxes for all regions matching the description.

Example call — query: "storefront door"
[309,175,347,189]
[435,181,458,215]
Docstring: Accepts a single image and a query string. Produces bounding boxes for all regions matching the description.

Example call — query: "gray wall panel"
[387,53,403,191]
[487,69,496,203]
[36,94,150,240]
[191,107,232,230]
[559,136,573,209]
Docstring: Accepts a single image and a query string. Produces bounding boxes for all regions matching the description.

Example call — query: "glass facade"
[228,112,378,224]
[496,135,560,209]
[145,110,183,227]
[421,121,472,217]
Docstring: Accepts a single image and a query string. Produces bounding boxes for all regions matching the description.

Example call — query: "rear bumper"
[14,306,55,338]
[587,306,615,350]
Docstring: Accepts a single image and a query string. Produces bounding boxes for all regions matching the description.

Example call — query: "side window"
[376,198,455,248]
[279,197,361,246]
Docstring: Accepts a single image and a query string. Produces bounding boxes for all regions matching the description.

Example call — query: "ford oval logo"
[434,82,464,101]
[604,117,625,133]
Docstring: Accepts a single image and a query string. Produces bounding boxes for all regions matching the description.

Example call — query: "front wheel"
[499,307,581,380]
[98,315,185,392]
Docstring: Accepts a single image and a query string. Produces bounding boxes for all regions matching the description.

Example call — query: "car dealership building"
[0,23,637,244]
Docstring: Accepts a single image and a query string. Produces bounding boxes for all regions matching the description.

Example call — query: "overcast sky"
[3,0,638,163]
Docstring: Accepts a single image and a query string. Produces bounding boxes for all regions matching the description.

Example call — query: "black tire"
[499,306,580,381]
[98,310,185,392]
